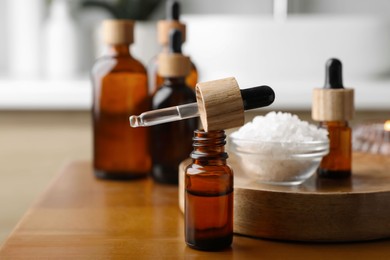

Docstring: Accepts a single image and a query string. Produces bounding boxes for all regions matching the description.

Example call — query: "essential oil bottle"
[91,20,151,179]
[185,130,233,251]
[148,0,197,94]
[150,29,197,184]
[312,58,354,178]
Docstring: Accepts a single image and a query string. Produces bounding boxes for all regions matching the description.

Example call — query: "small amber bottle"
[318,121,352,178]
[185,130,233,251]
[148,0,197,94]
[312,58,354,178]
[91,20,151,179]
[150,29,197,184]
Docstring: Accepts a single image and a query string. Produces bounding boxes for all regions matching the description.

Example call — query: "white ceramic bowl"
[229,136,329,185]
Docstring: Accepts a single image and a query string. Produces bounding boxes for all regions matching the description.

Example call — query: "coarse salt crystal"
[231,111,328,142]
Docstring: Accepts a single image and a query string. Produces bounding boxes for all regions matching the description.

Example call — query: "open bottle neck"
[190,130,228,164]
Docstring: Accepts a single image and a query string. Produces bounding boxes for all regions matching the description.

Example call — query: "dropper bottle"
[149,28,197,184]
[148,0,198,94]
[312,58,354,178]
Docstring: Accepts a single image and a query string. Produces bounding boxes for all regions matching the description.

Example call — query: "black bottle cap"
[167,0,180,20]
[324,58,344,89]
[240,86,275,110]
[169,29,182,53]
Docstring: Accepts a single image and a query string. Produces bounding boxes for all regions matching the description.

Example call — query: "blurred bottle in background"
[91,20,151,180]
[7,0,44,78]
[81,0,162,67]
[43,0,81,79]
[150,29,197,184]
[148,0,198,95]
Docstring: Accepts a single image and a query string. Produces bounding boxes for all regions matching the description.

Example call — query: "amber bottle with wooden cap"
[150,29,197,184]
[148,0,197,94]
[91,19,151,179]
[312,58,354,178]
[185,129,233,251]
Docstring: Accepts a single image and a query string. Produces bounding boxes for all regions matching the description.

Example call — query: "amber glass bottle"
[185,130,233,251]
[318,121,352,178]
[313,58,354,179]
[148,0,197,95]
[150,29,197,184]
[91,20,151,179]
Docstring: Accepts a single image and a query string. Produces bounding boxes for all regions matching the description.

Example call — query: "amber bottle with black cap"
[91,20,151,179]
[312,58,354,178]
[150,29,197,184]
[148,0,197,94]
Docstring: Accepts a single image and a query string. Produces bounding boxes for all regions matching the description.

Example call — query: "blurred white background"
[0,0,390,110]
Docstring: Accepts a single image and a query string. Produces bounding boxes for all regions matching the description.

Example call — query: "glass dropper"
[129,85,275,128]
[130,103,198,127]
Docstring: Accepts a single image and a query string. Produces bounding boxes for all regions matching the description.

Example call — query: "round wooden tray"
[179,153,390,242]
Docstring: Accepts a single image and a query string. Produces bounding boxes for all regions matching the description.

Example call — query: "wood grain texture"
[1,160,390,258]
[157,53,190,78]
[196,77,244,131]
[312,88,354,121]
[102,20,134,44]
[233,152,390,242]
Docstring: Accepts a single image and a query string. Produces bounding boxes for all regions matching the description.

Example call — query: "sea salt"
[230,112,329,185]
[231,111,328,142]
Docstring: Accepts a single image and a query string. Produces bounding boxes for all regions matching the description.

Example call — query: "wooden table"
[1,161,390,259]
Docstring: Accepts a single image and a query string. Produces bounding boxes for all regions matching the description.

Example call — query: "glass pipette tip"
[129,103,199,127]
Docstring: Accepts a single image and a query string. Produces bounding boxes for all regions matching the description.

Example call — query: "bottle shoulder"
[185,163,233,195]
[127,56,147,73]
[91,55,146,77]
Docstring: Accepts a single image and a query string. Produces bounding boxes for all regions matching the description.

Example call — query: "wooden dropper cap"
[158,29,190,78]
[102,19,134,45]
[312,58,354,121]
[196,77,275,131]
[157,1,186,45]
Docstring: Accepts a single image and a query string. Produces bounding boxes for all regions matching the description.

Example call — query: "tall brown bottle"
[185,130,234,251]
[148,0,197,95]
[91,20,151,179]
[150,29,197,184]
[312,58,354,178]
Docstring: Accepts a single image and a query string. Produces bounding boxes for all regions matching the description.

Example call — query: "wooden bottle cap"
[157,20,186,45]
[196,77,245,131]
[312,88,354,121]
[157,53,190,78]
[103,19,134,45]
